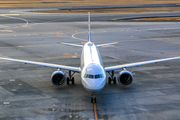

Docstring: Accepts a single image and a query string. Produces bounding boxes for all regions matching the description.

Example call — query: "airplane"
[0,12,180,103]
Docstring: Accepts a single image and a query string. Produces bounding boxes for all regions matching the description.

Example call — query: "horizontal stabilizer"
[97,42,118,47]
[60,42,83,47]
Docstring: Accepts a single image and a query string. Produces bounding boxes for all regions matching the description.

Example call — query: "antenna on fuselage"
[88,12,91,43]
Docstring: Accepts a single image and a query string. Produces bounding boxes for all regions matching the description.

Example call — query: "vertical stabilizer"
[88,12,91,42]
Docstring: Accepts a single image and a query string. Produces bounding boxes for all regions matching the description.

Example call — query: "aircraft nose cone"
[88,79,103,88]
[82,78,106,92]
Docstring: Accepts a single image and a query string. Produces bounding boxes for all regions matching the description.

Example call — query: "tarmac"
[0,8,180,120]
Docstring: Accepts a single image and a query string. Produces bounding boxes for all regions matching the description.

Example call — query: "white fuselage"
[80,42,106,92]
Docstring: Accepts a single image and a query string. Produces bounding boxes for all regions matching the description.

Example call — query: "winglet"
[88,12,91,42]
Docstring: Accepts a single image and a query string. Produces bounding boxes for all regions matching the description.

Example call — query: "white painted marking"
[0,14,20,16]
[0,30,13,32]
[69,115,73,118]
[10,79,15,81]
[3,102,10,105]
[12,89,16,91]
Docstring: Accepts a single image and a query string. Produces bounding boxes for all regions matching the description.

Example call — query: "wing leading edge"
[105,56,180,72]
[0,57,81,72]
[96,42,118,47]
[60,42,83,47]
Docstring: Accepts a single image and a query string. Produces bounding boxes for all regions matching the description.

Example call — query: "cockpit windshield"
[95,75,100,79]
[84,74,104,79]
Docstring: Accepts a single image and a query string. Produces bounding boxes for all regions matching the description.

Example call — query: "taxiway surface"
[0,9,180,120]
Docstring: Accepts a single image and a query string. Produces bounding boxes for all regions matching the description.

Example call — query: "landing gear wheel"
[108,70,116,84]
[72,77,74,84]
[67,77,69,84]
[108,77,111,84]
[94,98,96,103]
[67,71,75,85]
[91,98,93,103]
[113,77,116,84]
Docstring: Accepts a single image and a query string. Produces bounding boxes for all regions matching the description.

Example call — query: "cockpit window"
[89,74,94,79]
[95,74,100,79]
[84,74,88,78]
[84,74,104,79]
[100,74,104,78]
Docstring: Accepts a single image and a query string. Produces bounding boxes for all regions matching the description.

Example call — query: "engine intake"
[51,70,66,87]
[118,70,133,87]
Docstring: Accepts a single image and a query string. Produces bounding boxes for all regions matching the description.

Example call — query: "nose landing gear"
[91,93,96,103]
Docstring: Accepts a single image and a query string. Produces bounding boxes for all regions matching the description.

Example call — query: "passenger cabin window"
[84,74,104,79]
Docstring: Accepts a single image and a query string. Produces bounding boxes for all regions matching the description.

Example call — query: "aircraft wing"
[105,56,180,72]
[97,42,118,47]
[60,42,83,47]
[0,57,81,72]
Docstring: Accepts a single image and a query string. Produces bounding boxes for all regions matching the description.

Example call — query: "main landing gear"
[67,71,75,84]
[107,70,116,84]
[91,93,96,103]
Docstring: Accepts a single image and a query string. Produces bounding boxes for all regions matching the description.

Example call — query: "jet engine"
[51,70,66,87]
[118,69,133,87]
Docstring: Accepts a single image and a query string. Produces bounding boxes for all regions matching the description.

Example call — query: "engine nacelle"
[118,70,133,87]
[51,70,66,87]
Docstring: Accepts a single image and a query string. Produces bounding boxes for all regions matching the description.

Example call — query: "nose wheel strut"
[67,71,75,84]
